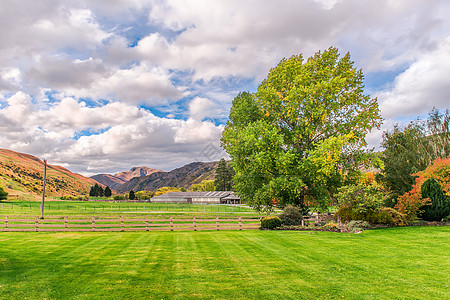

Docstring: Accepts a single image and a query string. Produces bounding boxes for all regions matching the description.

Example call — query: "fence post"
[302,219,305,226]
[121,216,124,232]
[4,216,8,231]
[145,216,149,231]
[64,216,68,232]
[216,216,219,231]
[170,216,173,231]
[239,216,242,230]
[92,216,95,231]
[193,216,196,231]
[35,216,39,232]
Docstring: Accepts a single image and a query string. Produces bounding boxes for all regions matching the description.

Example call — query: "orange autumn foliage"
[395,156,450,220]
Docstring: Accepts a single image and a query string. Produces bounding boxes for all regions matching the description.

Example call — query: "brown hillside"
[0,148,99,197]
[115,167,164,182]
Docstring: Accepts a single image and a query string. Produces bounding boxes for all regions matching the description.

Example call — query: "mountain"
[115,167,163,182]
[91,166,164,189]
[0,148,99,197]
[117,161,218,193]
[90,174,126,190]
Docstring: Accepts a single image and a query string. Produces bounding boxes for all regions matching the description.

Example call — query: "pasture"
[0,226,448,299]
[0,199,257,216]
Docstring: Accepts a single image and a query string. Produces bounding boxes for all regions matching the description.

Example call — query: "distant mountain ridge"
[91,166,164,189]
[0,148,99,197]
[116,161,218,193]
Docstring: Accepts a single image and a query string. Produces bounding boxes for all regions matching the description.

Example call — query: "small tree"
[104,186,112,197]
[89,185,96,197]
[129,190,136,200]
[98,186,104,197]
[214,158,233,191]
[420,178,450,221]
[0,186,8,201]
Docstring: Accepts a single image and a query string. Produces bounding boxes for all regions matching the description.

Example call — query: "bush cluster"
[335,206,407,226]
[60,195,83,201]
[321,221,339,231]
[334,183,407,227]
[345,220,372,233]
[260,216,282,230]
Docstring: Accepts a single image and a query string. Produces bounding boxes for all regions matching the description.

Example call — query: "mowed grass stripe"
[0,227,449,299]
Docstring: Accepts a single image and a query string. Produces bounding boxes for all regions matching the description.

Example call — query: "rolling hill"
[0,148,99,198]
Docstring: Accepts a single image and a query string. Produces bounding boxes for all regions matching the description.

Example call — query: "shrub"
[279,205,303,225]
[113,195,125,200]
[420,178,450,221]
[345,220,371,233]
[0,186,8,201]
[61,195,83,201]
[335,184,385,214]
[260,216,282,230]
[322,221,339,231]
[378,207,407,226]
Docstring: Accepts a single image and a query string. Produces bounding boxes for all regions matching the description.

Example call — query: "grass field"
[0,199,258,216]
[0,226,448,299]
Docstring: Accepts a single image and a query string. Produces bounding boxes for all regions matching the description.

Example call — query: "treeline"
[89,183,112,197]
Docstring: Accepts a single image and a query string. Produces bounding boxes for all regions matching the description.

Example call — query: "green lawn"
[0,226,448,299]
[0,199,257,216]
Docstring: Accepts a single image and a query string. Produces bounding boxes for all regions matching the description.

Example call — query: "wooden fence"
[0,215,261,232]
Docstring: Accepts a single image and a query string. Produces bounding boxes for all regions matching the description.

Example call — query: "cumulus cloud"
[0,92,224,174]
[1,0,450,173]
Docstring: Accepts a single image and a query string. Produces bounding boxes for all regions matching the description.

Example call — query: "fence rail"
[0,215,261,232]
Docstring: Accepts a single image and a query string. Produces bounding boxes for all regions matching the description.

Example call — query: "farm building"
[151,191,240,204]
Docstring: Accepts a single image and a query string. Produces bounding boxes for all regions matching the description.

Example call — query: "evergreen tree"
[214,158,233,191]
[98,186,104,197]
[89,184,98,197]
[104,186,112,197]
[0,186,8,201]
[129,190,136,200]
[420,178,450,221]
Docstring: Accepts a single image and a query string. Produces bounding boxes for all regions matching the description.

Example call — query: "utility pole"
[41,159,47,219]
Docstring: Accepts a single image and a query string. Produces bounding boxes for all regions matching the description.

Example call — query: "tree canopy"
[377,109,450,201]
[191,180,215,191]
[222,47,382,211]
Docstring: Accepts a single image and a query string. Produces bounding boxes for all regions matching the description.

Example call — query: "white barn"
[151,191,240,204]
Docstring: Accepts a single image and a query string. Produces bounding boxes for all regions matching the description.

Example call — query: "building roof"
[152,191,239,200]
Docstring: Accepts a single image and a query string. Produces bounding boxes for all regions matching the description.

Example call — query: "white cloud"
[0,92,224,174]
[377,37,450,119]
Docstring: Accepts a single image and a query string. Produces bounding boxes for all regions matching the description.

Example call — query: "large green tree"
[222,47,382,211]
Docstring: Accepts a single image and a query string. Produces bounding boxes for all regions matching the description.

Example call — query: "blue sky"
[0,0,450,175]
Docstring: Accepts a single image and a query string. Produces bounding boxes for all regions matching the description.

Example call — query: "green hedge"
[261,216,282,230]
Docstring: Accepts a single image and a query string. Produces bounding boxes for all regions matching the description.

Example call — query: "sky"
[1,0,450,176]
